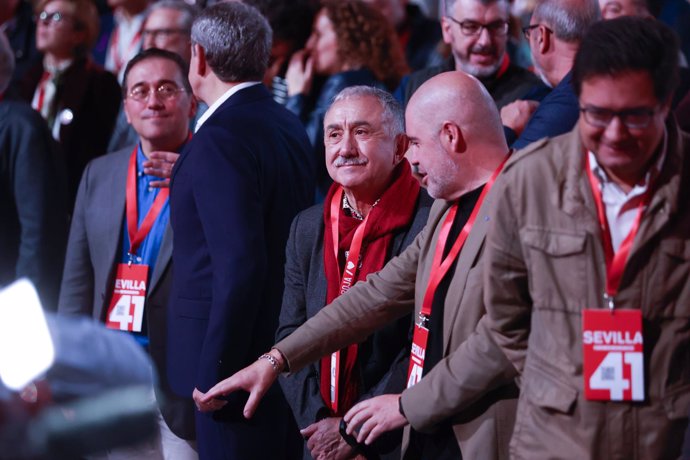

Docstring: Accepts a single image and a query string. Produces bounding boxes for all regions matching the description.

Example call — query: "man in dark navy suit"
[167,3,314,459]
[499,0,599,150]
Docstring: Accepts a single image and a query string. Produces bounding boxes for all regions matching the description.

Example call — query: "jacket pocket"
[523,361,578,413]
[521,228,588,312]
[510,362,582,458]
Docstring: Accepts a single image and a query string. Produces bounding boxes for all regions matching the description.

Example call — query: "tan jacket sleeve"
[276,223,428,373]
[483,169,532,374]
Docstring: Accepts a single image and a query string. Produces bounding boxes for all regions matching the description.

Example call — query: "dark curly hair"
[320,0,408,90]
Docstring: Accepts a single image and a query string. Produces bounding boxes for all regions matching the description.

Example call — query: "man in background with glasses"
[58,48,198,460]
[108,0,205,154]
[395,0,544,110]
[484,17,690,458]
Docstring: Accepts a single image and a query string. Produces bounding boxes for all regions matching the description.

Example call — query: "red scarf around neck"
[319,160,421,415]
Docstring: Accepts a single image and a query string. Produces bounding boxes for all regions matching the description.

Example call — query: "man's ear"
[440,17,454,46]
[192,43,207,77]
[538,24,551,55]
[439,121,466,155]
[393,133,409,165]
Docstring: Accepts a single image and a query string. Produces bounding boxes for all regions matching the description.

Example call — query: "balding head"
[405,71,508,200]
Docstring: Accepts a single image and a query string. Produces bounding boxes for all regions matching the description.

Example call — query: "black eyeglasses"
[127,83,187,101]
[445,17,509,37]
[522,24,552,40]
[580,106,657,130]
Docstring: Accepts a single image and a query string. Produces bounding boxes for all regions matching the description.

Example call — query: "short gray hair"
[191,2,271,82]
[532,0,600,43]
[0,33,14,95]
[147,0,200,31]
[443,0,508,15]
[330,86,405,137]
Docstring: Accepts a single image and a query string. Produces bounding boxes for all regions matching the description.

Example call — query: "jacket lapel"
[441,191,491,353]
[95,149,130,319]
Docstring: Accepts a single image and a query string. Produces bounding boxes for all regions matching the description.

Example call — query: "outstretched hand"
[200,351,283,419]
[343,394,408,445]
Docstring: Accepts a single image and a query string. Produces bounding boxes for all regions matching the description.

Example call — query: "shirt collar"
[194,82,261,132]
[43,58,73,75]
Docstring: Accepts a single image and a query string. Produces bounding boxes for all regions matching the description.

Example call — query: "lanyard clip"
[127,252,136,267]
[603,293,615,312]
[416,313,429,329]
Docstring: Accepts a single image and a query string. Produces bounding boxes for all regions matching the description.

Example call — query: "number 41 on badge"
[582,309,644,401]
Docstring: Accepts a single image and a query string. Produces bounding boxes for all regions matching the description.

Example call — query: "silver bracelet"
[258,353,281,372]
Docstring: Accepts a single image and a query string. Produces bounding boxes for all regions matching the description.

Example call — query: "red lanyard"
[419,153,511,319]
[110,24,143,74]
[326,187,371,413]
[329,187,371,294]
[125,147,169,260]
[584,153,653,306]
[33,71,51,113]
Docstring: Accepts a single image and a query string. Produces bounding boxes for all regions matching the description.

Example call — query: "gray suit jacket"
[57,146,195,440]
[276,188,519,460]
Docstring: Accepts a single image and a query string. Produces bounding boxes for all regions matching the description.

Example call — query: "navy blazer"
[507,71,579,151]
[167,84,314,457]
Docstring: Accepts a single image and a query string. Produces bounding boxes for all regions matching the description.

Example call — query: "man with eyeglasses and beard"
[58,48,199,460]
[483,17,690,458]
[395,0,545,110]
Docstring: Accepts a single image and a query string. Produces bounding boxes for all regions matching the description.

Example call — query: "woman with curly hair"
[286,0,409,200]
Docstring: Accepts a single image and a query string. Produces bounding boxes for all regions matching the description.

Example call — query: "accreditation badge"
[105,263,148,332]
[582,309,644,401]
[406,320,428,389]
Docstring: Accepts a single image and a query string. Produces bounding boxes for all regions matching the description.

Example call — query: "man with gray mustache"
[275,85,432,460]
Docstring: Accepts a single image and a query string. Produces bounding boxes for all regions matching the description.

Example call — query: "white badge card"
[105,263,148,332]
